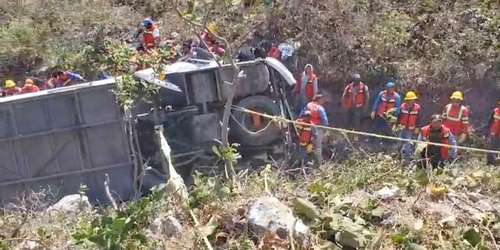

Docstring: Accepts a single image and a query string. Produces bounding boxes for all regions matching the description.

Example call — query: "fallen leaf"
[463,228,481,247]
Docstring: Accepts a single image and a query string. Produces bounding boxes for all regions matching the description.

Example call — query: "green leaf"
[211,145,221,157]
[463,228,481,246]
[414,168,429,186]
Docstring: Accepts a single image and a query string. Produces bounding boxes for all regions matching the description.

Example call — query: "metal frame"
[0,80,133,203]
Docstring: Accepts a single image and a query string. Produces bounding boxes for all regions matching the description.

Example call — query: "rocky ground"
[1,154,499,249]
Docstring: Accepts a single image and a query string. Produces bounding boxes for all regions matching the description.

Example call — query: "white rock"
[374,186,400,200]
[16,240,41,250]
[46,194,91,213]
[248,196,309,240]
[149,216,183,238]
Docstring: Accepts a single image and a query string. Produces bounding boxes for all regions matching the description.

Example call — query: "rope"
[231,105,500,155]
[229,112,275,135]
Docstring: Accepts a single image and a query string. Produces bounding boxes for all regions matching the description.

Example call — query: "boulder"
[149,216,183,238]
[248,196,309,240]
[46,194,91,213]
[374,186,400,200]
[328,214,373,249]
[293,197,321,221]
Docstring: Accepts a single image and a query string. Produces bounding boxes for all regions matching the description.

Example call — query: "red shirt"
[490,107,500,137]
[21,84,40,93]
[143,25,159,49]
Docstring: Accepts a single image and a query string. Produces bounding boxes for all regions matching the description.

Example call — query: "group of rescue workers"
[295,67,499,168]
[2,18,498,169]
[1,71,85,97]
[1,18,220,98]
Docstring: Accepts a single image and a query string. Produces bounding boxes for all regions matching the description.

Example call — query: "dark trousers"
[419,146,446,168]
[371,116,394,144]
[373,116,394,136]
[346,108,364,131]
[487,136,499,165]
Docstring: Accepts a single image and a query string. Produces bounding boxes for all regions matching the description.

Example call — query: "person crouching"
[417,114,457,168]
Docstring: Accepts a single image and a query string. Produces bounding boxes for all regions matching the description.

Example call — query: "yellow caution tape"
[231,105,500,155]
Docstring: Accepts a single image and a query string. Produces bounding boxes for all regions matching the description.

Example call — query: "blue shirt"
[300,103,329,126]
[64,71,84,81]
[372,90,402,116]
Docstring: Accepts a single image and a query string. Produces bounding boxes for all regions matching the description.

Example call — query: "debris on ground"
[46,194,91,214]
[247,196,309,241]
[148,215,183,238]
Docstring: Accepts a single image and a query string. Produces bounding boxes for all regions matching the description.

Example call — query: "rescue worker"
[295,111,314,164]
[21,79,40,93]
[2,80,22,96]
[441,91,470,143]
[487,100,500,165]
[140,18,161,50]
[267,42,281,60]
[418,114,457,168]
[370,81,401,138]
[398,91,422,161]
[201,23,225,56]
[297,64,318,112]
[54,71,85,87]
[300,94,329,165]
[41,73,57,90]
[341,73,370,135]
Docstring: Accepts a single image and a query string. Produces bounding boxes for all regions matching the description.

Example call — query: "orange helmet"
[25,78,34,85]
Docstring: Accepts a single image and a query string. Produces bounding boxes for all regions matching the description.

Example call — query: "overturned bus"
[0,58,296,204]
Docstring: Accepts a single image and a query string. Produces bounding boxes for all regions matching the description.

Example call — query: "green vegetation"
[1,0,497,86]
[1,1,499,249]
[1,156,499,249]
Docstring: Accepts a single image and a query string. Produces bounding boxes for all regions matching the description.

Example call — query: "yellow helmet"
[404,91,418,101]
[4,80,15,88]
[207,22,218,34]
[450,91,463,101]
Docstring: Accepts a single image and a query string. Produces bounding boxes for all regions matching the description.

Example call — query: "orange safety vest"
[421,124,451,160]
[267,47,281,59]
[399,102,421,130]
[442,104,469,136]
[377,90,398,116]
[21,84,40,93]
[304,101,323,125]
[3,87,22,96]
[143,25,158,49]
[296,118,313,146]
[304,74,317,101]
[342,82,367,109]
[490,107,500,137]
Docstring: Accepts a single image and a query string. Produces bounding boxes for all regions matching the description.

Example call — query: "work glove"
[415,142,428,156]
[306,144,314,153]
[414,128,420,135]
